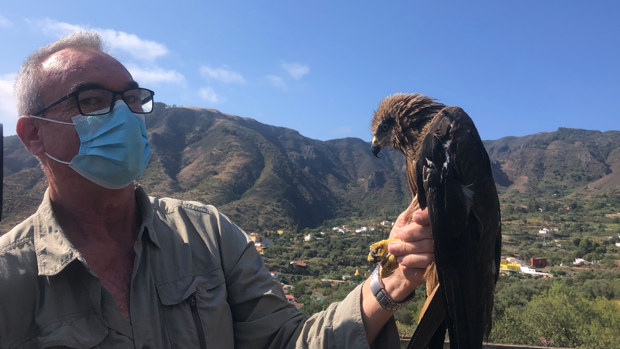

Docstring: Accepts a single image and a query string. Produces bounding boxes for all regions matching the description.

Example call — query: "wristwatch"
[369,266,415,311]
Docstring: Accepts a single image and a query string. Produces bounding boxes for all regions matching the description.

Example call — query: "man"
[0,32,434,348]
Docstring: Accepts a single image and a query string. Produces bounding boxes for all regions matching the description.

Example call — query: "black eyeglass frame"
[31,87,155,117]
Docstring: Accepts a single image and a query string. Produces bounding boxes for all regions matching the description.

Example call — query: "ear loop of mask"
[29,115,76,125]
[45,153,71,165]
[29,115,77,164]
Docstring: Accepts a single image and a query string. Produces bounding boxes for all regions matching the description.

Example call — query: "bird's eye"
[381,124,389,131]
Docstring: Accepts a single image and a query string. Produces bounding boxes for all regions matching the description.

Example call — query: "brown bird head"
[370,93,445,158]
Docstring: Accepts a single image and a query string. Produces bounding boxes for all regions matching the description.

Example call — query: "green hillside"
[2,103,619,234]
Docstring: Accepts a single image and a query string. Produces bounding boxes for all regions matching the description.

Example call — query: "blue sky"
[0,1,618,141]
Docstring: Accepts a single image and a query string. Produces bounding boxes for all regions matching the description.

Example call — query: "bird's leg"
[380,253,400,279]
[367,239,399,264]
[368,239,400,278]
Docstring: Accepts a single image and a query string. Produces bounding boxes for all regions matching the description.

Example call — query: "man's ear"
[16,116,45,157]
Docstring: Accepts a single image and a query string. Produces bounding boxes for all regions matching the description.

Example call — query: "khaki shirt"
[0,186,399,349]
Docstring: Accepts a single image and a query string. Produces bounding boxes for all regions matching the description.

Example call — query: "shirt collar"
[35,189,81,276]
[134,184,161,249]
[35,185,160,276]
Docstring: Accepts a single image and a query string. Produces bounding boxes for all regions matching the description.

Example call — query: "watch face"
[370,267,382,296]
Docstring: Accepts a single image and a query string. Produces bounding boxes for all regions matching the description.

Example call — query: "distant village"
[502,226,620,277]
[248,222,390,255]
[246,222,392,310]
[249,221,620,309]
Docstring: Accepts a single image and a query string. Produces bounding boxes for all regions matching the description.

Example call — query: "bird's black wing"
[414,107,501,349]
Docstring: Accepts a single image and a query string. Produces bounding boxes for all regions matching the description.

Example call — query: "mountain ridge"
[2,104,618,233]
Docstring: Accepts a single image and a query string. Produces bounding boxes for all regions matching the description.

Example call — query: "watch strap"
[370,266,415,311]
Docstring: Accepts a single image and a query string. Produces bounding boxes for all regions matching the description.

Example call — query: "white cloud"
[200,65,246,84]
[28,18,85,38]
[282,62,309,80]
[333,126,353,137]
[97,29,168,61]
[199,87,223,104]
[0,14,13,27]
[266,75,287,90]
[29,18,168,61]
[126,65,185,85]
[0,73,18,135]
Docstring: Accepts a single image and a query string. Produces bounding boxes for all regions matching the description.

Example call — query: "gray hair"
[14,31,104,116]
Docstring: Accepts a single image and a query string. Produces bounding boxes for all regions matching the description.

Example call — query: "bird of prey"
[368,94,501,349]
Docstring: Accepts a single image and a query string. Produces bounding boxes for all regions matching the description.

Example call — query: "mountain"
[484,127,620,197]
[1,104,411,232]
[2,104,619,233]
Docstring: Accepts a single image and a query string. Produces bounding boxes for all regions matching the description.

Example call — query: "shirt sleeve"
[209,209,401,349]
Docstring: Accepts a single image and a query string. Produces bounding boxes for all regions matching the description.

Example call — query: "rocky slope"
[2,105,618,233]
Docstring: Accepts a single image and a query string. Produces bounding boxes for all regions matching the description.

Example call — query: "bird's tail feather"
[428,320,447,349]
[439,267,474,349]
[407,284,445,349]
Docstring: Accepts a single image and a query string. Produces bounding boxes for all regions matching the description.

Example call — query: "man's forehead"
[43,48,117,73]
[40,48,134,93]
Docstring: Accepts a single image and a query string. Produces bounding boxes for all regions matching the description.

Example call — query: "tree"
[527,198,539,213]
[490,283,620,348]
[583,252,600,262]
[578,239,594,257]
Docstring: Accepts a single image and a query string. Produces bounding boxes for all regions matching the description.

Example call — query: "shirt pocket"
[155,270,235,349]
[11,311,108,349]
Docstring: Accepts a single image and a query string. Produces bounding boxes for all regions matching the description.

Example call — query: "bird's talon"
[368,239,400,278]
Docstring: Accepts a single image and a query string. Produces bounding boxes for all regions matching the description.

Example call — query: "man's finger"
[398,224,433,242]
[413,208,430,225]
[388,239,434,256]
[396,253,434,269]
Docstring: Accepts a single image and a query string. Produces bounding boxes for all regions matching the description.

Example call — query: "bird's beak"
[371,136,382,158]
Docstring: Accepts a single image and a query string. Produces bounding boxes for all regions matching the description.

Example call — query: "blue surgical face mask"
[30,100,152,189]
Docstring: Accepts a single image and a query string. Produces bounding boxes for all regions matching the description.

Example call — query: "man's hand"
[360,208,435,344]
[382,208,434,301]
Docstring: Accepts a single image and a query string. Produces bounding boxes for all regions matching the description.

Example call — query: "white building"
[573,258,593,266]
[520,266,550,276]
[304,234,313,241]
[507,257,523,264]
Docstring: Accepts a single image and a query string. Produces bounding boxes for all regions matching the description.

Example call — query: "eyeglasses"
[32,87,155,116]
